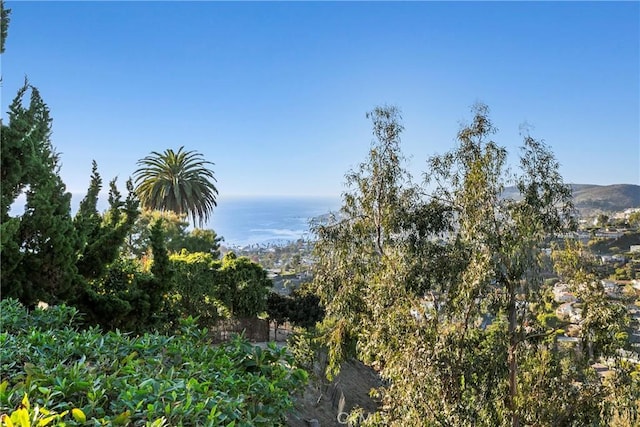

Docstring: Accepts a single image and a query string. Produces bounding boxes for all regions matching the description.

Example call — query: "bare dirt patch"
[254,324,382,426]
[286,356,382,427]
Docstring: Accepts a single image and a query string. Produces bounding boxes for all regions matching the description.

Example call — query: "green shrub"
[0,299,307,426]
[169,251,223,327]
[168,251,273,327]
[0,299,80,333]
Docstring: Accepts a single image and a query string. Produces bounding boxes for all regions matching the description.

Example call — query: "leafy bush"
[0,299,307,426]
[0,299,80,333]
[287,327,319,372]
[217,252,272,318]
[169,251,273,327]
[266,285,325,331]
[0,393,92,427]
[168,251,223,327]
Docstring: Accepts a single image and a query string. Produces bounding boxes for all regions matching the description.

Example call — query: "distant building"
[553,283,577,303]
[595,231,624,239]
[556,302,581,323]
[602,280,622,298]
[601,255,627,264]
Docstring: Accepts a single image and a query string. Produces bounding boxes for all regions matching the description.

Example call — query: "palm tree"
[133,146,218,227]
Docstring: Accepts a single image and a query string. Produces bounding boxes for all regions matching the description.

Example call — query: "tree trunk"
[507,281,520,427]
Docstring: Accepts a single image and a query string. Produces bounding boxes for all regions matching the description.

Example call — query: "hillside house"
[602,280,622,298]
[556,302,582,323]
[553,283,578,304]
[600,254,626,264]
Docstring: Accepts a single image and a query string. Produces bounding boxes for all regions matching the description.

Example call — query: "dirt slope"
[286,357,382,427]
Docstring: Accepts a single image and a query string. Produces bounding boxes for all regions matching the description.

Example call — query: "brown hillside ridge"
[501,183,640,217]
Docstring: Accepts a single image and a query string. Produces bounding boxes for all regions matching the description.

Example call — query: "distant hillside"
[502,184,640,217]
[571,184,640,216]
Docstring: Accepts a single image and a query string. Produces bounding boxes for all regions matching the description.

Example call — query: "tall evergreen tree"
[75,162,140,280]
[0,1,9,54]
[18,172,80,305]
[1,84,81,306]
[1,83,45,222]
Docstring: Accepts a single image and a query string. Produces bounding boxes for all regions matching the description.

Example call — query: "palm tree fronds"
[133,146,218,227]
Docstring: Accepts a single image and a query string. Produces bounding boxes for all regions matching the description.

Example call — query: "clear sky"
[2,1,639,198]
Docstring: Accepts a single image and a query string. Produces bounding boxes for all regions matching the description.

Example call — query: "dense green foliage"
[0,299,307,426]
[74,162,140,280]
[1,94,162,329]
[133,147,218,228]
[312,104,639,426]
[0,1,9,54]
[216,252,272,318]
[125,209,222,258]
[267,285,325,330]
[1,82,82,308]
[0,16,145,321]
[168,251,273,327]
[71,219,172,333]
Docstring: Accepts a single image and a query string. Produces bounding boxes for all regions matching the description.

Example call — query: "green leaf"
[113,410,131,425]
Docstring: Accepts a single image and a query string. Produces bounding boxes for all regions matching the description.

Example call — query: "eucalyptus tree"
[314,106,414,374]
[312,105,457,382]
[423,103,579,426]
[133,147,218,227]
[312,104,617,426]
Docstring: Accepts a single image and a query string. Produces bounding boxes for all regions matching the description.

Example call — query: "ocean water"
[10,193,341,248]
[207,196,340,247]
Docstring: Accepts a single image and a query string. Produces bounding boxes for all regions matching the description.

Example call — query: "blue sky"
[2,1,639,198]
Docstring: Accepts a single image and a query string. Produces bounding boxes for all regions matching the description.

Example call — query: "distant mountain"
[571,184,640,216]
[502,184,640,217]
